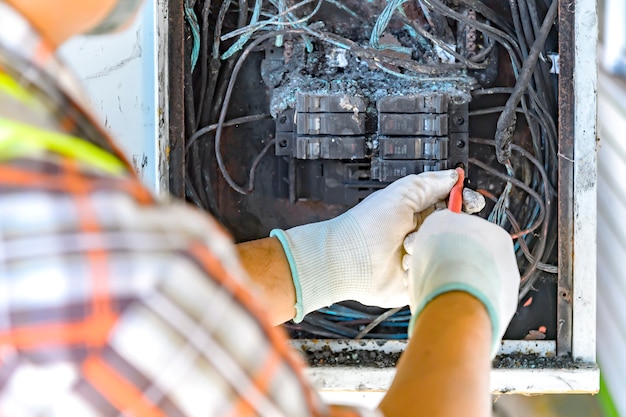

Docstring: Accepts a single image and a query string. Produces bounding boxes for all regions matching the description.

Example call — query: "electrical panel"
[163,0,598,394]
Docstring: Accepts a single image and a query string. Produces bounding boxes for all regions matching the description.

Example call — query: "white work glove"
[404,210,520,357]
[271,169,478,322]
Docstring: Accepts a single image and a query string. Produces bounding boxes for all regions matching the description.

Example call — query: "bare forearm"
[236,237,296,325]
[379,292,492,417]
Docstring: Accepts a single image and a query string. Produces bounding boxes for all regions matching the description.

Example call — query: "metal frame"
[162,0,599,396]
[165,0,186,198]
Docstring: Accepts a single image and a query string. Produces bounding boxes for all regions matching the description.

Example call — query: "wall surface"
[596,70,626,417]
[58,2,163,193]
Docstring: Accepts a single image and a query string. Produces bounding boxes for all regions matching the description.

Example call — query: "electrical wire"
[221,0,263,59]
[186,114,271,154]
[419,0,524,74]
[494,0,558,164]
[478,188,557,274]
[220,0,316,41]
[370,0,413,55]
[184,0,201,70]
[195,0,213,130]
[290,305,411,339]
[401,17,490,70]
[355,307,404,340]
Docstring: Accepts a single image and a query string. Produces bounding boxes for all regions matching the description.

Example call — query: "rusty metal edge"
[167,0,186,198]
[556,0,575,357]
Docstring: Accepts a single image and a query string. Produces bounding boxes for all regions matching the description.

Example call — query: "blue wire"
[184,0,201,71]
[222,0,263,59]
[369,0,413,55]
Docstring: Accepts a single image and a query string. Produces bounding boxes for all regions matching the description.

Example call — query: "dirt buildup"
[262,38,472,117]
[299,344,401,368]
[493,352,582,369]
[298,344,581,369]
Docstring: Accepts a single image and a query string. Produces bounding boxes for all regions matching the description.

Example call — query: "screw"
[456,140,465,148]
[279,139,288,148]
[279,115,288,124]
[454,116,465,125]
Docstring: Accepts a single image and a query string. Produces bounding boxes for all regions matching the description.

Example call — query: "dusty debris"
[299,344,401,368]
[493,352,581,369]
[297,344,581,370]
[263,39,472,118]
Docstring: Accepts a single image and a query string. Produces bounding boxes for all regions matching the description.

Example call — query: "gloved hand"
[404,209,520,357]
[271,169,479,322]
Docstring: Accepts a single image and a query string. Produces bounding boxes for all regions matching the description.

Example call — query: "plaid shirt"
[0,3,379,416]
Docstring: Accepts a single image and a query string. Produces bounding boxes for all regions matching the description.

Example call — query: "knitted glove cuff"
[409,233,502,357]
[271,214,371,322]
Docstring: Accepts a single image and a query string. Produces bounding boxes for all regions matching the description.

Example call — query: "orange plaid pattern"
[0,2,381,416]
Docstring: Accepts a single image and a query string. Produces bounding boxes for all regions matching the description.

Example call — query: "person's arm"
[235,171,485,327]
[236,237,296,325]
[378,210,520,417]
[378,291,492,417]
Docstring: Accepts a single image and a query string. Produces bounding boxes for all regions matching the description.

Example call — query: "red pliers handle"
[448,167,465,213]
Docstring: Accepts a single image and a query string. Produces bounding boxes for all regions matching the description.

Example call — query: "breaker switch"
[295,136,366,160]
[297,113,366,136]
[371,159,448,182]
[377,94,449,114]
[379,137,448,160]
[378,113,448,136]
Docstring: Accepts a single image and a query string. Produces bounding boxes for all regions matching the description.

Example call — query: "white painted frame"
[291,339,599,397]
[571,0,598,365]
[156,0,171,195]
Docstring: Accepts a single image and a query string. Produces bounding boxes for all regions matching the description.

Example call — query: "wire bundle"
[285,304,411,339]
[454,0,559,300]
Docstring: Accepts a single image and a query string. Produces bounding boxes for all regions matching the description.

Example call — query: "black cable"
[470,138,554,199]
[186,114,271,154]
[468,105,552,163]
[526,0,557,114]
[195,0,213,130]
[479,191,556,273]
[419,0,524,72]
[469,154,552,299]
[470,35,496,63]
[402,17,489,70]
[508,0,530,62]
[355,307,404,340]
[468,158,546,243]
[456,0,516,36]
[237,0,248,27]
[494,0,557,164]
[213,0,234,59]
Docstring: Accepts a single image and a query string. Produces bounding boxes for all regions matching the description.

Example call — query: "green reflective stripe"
[598,371,619,417]
[0,72,35,106]
[0,118,126,176]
